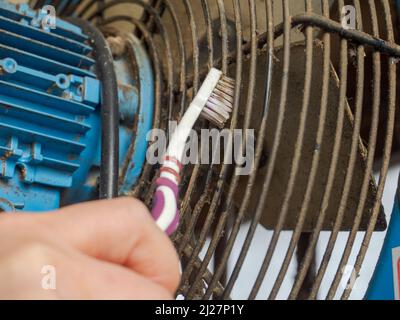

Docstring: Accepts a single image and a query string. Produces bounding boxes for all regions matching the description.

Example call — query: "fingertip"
[154,248,181,294]
[116,198,181,293]
[109,197,157,234]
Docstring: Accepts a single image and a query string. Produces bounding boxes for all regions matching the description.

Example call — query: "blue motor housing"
[0,2,154,212]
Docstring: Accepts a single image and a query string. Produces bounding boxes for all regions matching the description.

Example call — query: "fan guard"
[31,0,400,300]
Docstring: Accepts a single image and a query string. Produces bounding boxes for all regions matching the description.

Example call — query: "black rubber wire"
[32,0,46,9]
[397,172,400,201]
[68,17,120,200]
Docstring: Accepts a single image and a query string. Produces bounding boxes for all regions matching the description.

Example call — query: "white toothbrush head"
[200,69,235,128]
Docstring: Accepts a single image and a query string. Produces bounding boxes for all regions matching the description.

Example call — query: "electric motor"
[0,2,153,212]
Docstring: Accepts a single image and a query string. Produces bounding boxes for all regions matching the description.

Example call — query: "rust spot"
[19,166,27,179]
[107,36,126,58]
[67,154,78,161]
[0,151,12,161]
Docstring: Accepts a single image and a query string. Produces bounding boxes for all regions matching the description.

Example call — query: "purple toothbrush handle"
[151,177,180,235]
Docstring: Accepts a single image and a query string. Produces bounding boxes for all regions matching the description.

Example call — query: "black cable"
[32,0,47,10]
[60,0,80,17]
[67,17,120,200]
[397,172,400,202]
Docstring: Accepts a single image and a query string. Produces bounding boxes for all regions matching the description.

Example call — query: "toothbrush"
[151,68,235,235]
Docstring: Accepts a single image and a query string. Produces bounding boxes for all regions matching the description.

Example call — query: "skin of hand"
[0,198,181,300]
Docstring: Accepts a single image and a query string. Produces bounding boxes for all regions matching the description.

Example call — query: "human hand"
[0,198,180,300]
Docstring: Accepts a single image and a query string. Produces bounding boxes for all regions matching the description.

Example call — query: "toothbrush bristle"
[202,74,235,128]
